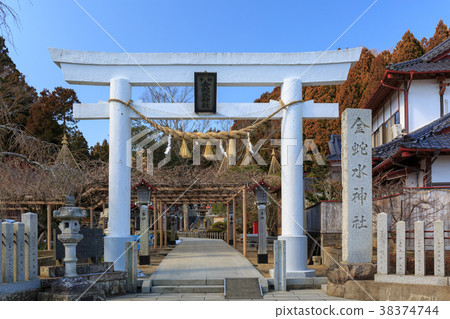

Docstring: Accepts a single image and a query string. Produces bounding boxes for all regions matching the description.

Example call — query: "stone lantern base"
[39,277,105,301]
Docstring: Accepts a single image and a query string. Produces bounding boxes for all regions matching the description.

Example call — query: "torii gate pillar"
[279,78,315,277]
[104,78,133,271]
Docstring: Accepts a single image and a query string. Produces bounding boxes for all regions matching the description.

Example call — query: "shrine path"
[150,237,267,282]
[108,237,345,301]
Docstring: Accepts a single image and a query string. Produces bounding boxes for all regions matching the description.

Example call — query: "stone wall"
[327,280,450,301]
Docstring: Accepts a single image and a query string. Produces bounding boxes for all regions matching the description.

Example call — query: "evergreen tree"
[421,20,449,53]
[361,50,392,105]
[91,139,109,162]
[68,129,90,159]
[0,36,36,128]
[391,30,424,64]
[25,87,85,148]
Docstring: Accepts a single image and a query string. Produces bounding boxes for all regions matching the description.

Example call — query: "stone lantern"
[53,194,87,277]
[132,179,156,265]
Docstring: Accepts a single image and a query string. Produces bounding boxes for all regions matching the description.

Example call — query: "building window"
[385,111,400,143]
[373,111,400,147]
[372,127,381,147]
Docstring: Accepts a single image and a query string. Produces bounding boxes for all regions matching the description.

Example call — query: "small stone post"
[125,241,138,293]
[414,221,425,276]
[170,217,176,242]
[226,202,230,244]
[47,204,52,250]
[23,212,38,281]
[274,240,286,291]
[139,205,150,265]
[434,220,445,277]
[377,213,389,274]
[396,221,406,275]
[232,198,237,249]
[164,204,168,247]
[2,222,14,283]
[242,187,248,257]
[153,197,157,251]
[159,201,163,249]
[183,203,189,231]
[90,208,94,229]
[0,222,2,284]
[13,222,25,282]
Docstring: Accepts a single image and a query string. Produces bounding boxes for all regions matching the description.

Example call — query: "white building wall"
[432,156,450,184]
[444,84,450,116]
[399,90,405,130]
[407,79,441,132]
[406,173,418,187]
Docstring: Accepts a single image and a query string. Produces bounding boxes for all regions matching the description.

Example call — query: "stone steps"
[151,285,224,293]
[149,278,224,293]
[152,279,224,286]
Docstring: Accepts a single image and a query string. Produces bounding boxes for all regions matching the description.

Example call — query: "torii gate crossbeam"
[50,48,362,276]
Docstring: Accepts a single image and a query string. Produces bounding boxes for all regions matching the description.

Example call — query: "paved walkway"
[107,237,346,301]
[149,237,265,281]
[108,290,345,301]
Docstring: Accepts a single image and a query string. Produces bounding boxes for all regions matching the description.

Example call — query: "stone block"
[374,274,448,286]
[40,262,114,278]
[39,271,126,298]
[273,240,286,291]
[321,246,342,267]
[13,222,25,282]
[414,221,425,276]
[141,279,152,293]
[396,221,406,275]
[325,282,345,298]
[327,262,376,284]
[377,213,389,274]
[125,241,138,293]
[433,220,445,277]
[23,213,38,280]
[2,222,14,283]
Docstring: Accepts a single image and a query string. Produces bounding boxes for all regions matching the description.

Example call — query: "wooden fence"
[178,231,226,240]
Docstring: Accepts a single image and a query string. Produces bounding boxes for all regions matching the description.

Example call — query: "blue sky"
[6,0,450,146]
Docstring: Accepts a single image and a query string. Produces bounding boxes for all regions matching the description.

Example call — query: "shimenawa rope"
[108,98,303,141]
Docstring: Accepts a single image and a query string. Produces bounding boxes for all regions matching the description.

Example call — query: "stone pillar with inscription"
[342,108,373,263]
[327,109,376,289]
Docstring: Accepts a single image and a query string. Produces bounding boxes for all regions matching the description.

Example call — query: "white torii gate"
[50,48,361,275]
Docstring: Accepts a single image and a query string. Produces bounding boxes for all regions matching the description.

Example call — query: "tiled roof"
[372,113,450,160]
[388,37,450,72]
